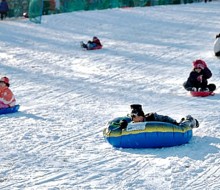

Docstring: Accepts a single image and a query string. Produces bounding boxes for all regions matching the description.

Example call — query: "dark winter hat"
[130,104,145,117]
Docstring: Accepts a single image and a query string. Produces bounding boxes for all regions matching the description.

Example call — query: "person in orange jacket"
[0,76,16,108]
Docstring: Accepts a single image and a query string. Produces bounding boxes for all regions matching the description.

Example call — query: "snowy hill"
[0,1,219,189]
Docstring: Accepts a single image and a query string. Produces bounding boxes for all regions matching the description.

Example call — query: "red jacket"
[93,38,102,47]
[0,86,16,108]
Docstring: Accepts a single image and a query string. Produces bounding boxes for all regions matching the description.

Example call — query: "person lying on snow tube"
[119,104,199,129]
[0,76,16,109]
[214,33,220,57]
[183,59,216,92]
[81,36,102,50]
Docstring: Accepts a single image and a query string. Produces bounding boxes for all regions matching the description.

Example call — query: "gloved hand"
[119,120,128,129]
[197,75,203,82]
[196,64,205,70]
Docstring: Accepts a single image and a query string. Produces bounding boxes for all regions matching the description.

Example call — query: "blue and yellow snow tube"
[103,117,192,148]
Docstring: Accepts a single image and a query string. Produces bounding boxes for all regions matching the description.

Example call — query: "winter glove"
[196,63,205,70]
[197,75,203,82]
[119,120,128,129]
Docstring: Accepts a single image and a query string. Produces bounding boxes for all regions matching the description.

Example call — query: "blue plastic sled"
[0,105,20,115]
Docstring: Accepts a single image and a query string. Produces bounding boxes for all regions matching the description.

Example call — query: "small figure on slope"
[214,33,220,57]
[119,104,199,129]
[0,0,9,20]
[0,76,16,108]
[81,36,102,50]
[183,59,216,92]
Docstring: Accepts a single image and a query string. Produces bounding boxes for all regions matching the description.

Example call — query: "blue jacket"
[0,1,9,12]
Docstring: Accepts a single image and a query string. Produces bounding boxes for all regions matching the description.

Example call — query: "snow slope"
[0,1,219,189]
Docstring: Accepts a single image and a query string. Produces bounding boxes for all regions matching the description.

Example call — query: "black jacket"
[184,67,212,90]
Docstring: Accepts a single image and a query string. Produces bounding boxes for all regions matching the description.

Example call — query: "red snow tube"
[190,91,214,97]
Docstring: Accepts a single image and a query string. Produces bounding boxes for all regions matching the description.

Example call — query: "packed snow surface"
[0,1,219,189]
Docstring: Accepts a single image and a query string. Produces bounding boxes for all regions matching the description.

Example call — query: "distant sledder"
[80,36,102,50]
[214,33,220,57]
[0,0,9,20]
[183,59,216,97]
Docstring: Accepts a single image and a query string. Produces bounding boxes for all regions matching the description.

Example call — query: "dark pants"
[183,81,216,92]
[0,11,7,20]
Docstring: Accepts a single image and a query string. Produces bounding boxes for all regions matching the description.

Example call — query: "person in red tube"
[81,36,102,50]
[0,76,16,108]
[183,59,216,92]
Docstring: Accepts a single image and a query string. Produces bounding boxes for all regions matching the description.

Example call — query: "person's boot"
[80,41,87,49]
[179,115,199,128]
